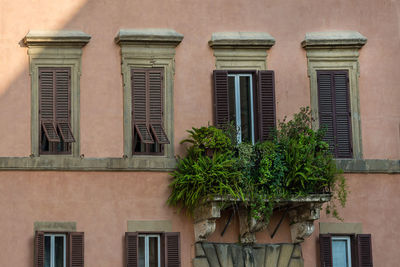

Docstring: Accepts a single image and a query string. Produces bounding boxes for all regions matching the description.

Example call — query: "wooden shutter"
[148,69,169,144]
[333,71,352,158]
[69,232,84,267]
[55,68,75,143]
[39,69,60,142]
[257,70,276,141]
[131,69,154,144]
[319,234,333,267]
[317,70,352,158]
[213,70,229,127]
[357,234,373,267]
[164,232,180,267]
[34,231,44,267]
[126,232,138,267]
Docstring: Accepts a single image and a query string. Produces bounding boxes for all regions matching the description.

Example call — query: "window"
[302,31,367,159]
[317,70,352,158]
[131,68,169,155]
[213,70,276,143]
[319,234,373,267]
[35,231,84,267]
[24,30,90,157]
[125,232,180,267]
[39,67,75,155]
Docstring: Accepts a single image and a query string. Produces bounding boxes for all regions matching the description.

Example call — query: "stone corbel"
[288,202,323,243]
[193,202,221,242]
[238,207,269,244]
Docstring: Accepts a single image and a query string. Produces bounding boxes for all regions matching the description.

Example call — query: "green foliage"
[168,107,348,222]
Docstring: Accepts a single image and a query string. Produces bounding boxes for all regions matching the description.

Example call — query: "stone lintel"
[209,32,276,49]
[34,221,76,232]
[302,31,367,49]
[127,220,172,232]
[24,30,91,47]
[115,29,183,46]
[319,222,363,234]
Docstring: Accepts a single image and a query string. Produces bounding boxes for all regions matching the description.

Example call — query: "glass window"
[44,234,66,267]
[332,236,352,267]
[228,74,255,144]
[138,234,160,267]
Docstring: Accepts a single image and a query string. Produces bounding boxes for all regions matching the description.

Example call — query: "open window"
[126,232,180,267]
[35,231,84,267]
[213,70,276,143]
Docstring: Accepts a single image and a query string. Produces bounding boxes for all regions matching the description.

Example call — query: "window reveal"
[44,234,66,267]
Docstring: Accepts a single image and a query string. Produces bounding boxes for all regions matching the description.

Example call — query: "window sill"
[0,156,177,171]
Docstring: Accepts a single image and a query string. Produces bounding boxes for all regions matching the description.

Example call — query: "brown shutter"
[39,68,60,142]
[317,70,353,158]
[317,71,336,155]
[69,232,84,267]
[257,70,276,141]
[131,69,154,144]
[34,231,44,267]
[357,234,373,267]
[164,232,180,267]
[333,71,352,158]
[213,70,229,127]
[54,68,75,143]
[319,234,332,267]
[148,69,169,144]
[126,232,138,267]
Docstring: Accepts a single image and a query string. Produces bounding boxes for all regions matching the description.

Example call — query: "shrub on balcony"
[167,107,347,221]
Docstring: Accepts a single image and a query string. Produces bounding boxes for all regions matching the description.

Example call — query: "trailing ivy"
[167,108,348,221]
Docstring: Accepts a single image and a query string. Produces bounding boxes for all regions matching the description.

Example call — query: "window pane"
[138,236,145,267]
[148,237,159,267]
[54,236,65,267]
[239,76,252,142]
[332,240,349,267]
[45,236,51,267]
[228,76,236,126]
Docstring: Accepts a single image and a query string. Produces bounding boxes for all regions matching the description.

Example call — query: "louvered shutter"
[317,70,352,158]
[213,70,229,127]
[333,71,352,158]
[317,71,336,154]
[357,234,373,267]
[148,69,169,144]
[164,232,180,267]
[69,232,84,267]
[319,234,333,267]
[131,69,154,144]
[55,68,75,143]
[257,70,276,141]
[39,69,60,142]
[34,231,44,267]
[126,232,138,267]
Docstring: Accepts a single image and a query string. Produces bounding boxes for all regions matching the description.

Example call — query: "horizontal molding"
[302,31,367,49]
[115,28,183,46]
[0,157,177,171]
[34,221,76,232]
[336,159,400,173]
[24,30,91,47]
[0,157,397,173]
[209,31,275,49]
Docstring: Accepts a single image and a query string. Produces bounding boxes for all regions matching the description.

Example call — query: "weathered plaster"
[115,29,183,170]
[303,31,367,159]
[25,30,91,157]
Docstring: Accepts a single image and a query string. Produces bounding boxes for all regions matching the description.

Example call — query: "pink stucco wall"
[0,0,399,266]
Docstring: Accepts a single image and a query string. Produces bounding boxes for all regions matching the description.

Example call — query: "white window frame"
[139,234,161,267]
[44,233,67,267]
[228,73,255,144]
[332,236,352,267]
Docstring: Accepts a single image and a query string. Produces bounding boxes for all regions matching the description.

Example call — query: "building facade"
[0,0,399,266]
